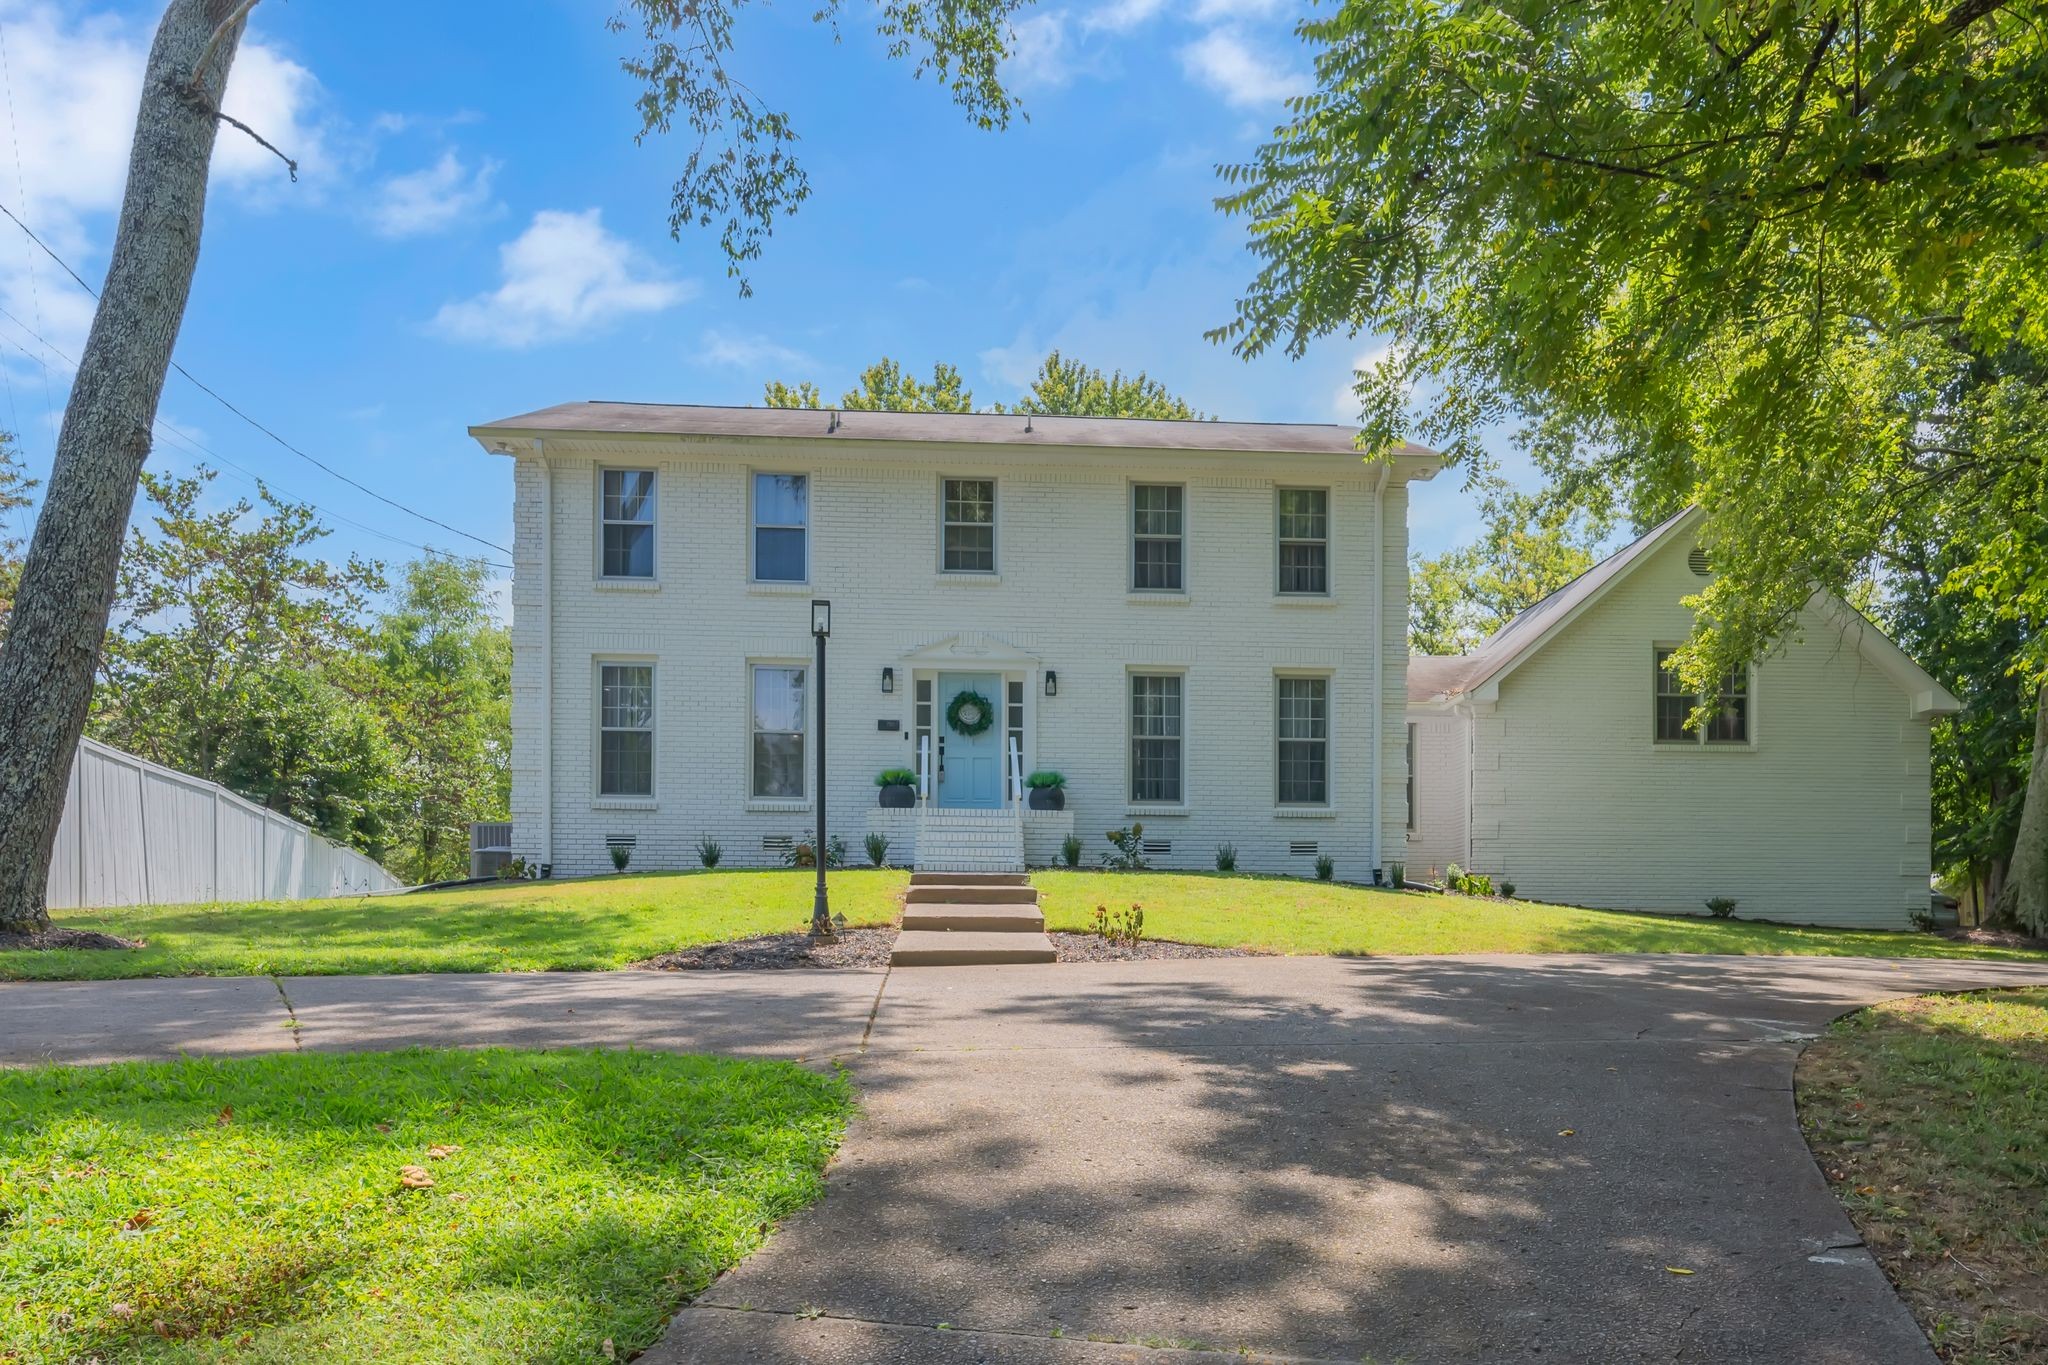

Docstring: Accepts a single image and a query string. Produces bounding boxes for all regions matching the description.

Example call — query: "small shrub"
[1388,861,1406,889]
[1705,896,1739,919]
[1059,833,1083,868]
[875,768,917,788]
[1100,824,1149,871]
[1498,880,1515,899]
[1024,770,1066,790]
[1215,842,1237,872]
[609,844,632,872]
[1908,906,1938,933]
[1446,865,1495,896]
[696,835,722,869]
[864,831,890,867]
[1090,902,1145,946]
[1314,854,1335,881]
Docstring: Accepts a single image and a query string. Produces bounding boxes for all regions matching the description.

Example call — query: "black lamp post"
[809,599,832,939]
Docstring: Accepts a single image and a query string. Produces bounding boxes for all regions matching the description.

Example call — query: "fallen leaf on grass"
[398,1166,435,1190]
[601,1339,616,1360]
[447,1192,471,1204]
[123,1209,155,1231]
[426,1144,461,1160]
[216,1106,233,1127]
[374,1123,392,1135]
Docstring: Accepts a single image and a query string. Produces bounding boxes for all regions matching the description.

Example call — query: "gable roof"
[1408,507,1962,719]
[470,400,1443,465]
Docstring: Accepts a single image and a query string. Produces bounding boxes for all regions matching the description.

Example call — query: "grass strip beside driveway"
[1033,871,2048,961]
[0,1047,853,1364]
[1799,989,2048,1365]
[7,870,908,980]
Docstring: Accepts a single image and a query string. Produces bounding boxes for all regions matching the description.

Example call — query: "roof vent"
[1687,546,1711,577]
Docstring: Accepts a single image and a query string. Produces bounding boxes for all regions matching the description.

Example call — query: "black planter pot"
[878,784,916,809]
[1026,786,1065,811]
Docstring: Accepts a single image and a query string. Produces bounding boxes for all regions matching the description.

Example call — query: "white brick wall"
[1409,532,1934,928]
[508,439,1420,881]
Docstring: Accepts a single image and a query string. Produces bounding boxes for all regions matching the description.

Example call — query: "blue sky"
[0,0,1504,596]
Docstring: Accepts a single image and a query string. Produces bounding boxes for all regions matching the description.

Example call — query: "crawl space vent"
[1141,839,1172,856]
[1289,840,1319,857]
[605,834,637,850]
[761,835,794,852]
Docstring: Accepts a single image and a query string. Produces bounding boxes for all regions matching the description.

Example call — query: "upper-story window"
[1132,484,1185,592]
[1277,488,1329,595]
[752,473,809,583]
[600,469,656,579]
[1654,647,1750,744]
[1276,675,1330,804]
[598,662,655,796]
[942,478,996,573]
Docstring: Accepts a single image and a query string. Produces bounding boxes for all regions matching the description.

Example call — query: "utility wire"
[0,198,513,558]
[0,307,511,570]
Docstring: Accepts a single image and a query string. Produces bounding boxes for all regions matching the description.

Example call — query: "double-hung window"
[600,470,656,579]
[1129,673,1184,804]
[1277,488,1329,595]
[598,663,654,797]
[751,665,807,799]
[1276,676,1329,804]
[942,478,996,573]
[1654,648,1750,744]
[1132,484,1185,592]
[752,473,808,582]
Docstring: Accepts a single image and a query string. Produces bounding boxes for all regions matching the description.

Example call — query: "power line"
[0,308,511,570]
[0,198,513,558]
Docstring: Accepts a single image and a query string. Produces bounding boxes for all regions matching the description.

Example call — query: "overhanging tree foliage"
[1218,0,2048,929]
[0,0,1031,933]
[1410,489,1611,656]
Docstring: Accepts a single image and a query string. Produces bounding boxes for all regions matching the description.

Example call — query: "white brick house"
[471,403,1442,880]
[1405,508,1961,929]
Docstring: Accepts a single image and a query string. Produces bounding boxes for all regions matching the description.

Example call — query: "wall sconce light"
[881,667,895,694]
[1044,670,1058,697]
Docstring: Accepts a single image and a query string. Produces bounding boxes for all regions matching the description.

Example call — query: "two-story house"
[470,403,1442,879]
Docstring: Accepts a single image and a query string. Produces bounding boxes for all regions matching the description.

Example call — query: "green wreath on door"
[946,688,996,737]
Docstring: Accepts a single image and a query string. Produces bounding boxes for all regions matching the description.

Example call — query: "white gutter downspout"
[1370,460,1391,881]
[536,441,554,872]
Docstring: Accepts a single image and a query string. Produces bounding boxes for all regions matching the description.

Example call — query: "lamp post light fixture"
[809,600,833,940]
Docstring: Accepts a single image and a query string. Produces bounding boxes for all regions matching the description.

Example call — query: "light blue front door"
[937,672,1004,809]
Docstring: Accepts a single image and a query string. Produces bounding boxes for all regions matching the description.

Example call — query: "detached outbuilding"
[1404,509,1960,930]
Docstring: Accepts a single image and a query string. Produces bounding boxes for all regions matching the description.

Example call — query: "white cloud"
[1081,0,1166,33]
[214,39,333,191]
[368,151,498,238]
[978,333,1043,390]
[699,328,811,370]
[1178,26,1305,108]
[432,209,692,347]
[1006,11,1073,89]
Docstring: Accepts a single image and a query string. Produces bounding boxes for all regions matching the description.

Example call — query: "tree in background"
[766,350,1206,419]
[368,559,512,884]
[0,0,1032,932]
[0,437,33,636]
[1409,490,1611,656]
[91,469,391,846]
[765,358,977,412]
[1219,1,2048,929]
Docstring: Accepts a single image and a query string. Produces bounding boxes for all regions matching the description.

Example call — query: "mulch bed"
[0,927,141,952]
[1938,926,2048,951]
[1050,932,1257,963]
[634,928,898,971]
[634,927,1257,970]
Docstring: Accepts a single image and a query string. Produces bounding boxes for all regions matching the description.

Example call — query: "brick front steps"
[889,871,1055,966]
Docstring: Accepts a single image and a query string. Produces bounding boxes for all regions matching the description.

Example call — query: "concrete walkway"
[6,953,2047,1363]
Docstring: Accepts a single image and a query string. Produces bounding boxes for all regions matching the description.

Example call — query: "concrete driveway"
[6,953,2046,1363]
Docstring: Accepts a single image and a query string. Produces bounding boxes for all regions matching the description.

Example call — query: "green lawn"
[1032,871,2048,961]
[6,870,907,981]
[0,1047,853,1364]
[1799,990,2048,1364]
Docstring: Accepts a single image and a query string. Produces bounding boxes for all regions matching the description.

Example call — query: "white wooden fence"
[45,736,402,909]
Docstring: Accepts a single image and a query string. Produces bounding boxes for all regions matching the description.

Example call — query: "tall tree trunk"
[1994,683,2048,935]
[0,0,246,934]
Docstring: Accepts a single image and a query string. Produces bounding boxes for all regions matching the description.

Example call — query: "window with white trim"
[598,663,654,796]
[1654,648,1749,745]
[1277,488,1328,594]
[752,473,808,582]
[1276,676,1329,804]
[1131,483,1184,591]
[751,665,807,798]
[600,469,656,579]
[1129,673,1184,804]
[942,478,996,572]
